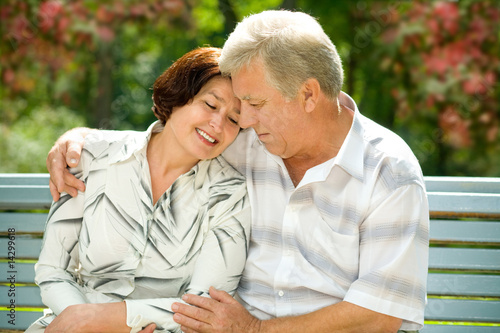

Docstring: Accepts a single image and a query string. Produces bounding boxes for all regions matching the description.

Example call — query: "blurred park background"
[1,0,499,176]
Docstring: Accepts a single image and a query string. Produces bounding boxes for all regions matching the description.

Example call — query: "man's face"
[231,61,305,159]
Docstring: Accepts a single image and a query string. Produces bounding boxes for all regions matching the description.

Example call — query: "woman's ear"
[300,78,321,113]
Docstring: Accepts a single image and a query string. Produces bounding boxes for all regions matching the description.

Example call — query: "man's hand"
[46,128,89,201]
[172,287,261,333]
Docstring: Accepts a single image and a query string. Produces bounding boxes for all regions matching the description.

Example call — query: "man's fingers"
[47,142,73,195]
[49,169,84,199]
[49,180,61,202]
[173,312,210,333]
[173,301,214,323]
[208,287,235,304]
[63,169,85,193]
[180,325,202,333]
[66,141,83,168]
[182,294,219,310]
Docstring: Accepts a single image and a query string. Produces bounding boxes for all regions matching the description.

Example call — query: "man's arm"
[172,288,402,333]
[47,127,93,200]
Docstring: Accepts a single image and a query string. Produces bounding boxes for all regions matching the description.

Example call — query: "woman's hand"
[44,303,132,333]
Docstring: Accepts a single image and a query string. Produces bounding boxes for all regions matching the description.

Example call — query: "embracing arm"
[47,127,94,200]
[47,127,140,200]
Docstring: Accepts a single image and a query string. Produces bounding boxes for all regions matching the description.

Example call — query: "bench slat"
[0,309,44,330]
[0,213,47,234]
[0,186,52,210]
[0,285,43,307]
[427,273,500,297]
[0,173,50,186]
[430,220,500,245]
[425,298,500,322]
[0,262,36,284]
[422,325,500,332]
[428,192,500,217]
[429,247,500,271]
[0,238,42,259]
[425,176,500,194]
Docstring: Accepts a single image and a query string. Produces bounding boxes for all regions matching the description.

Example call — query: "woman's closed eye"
[228,116,239,125]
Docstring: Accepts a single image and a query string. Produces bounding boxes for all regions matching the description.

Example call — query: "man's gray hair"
[219,10,343,100]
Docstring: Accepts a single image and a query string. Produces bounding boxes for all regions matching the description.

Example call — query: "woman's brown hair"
[152,47,222,125]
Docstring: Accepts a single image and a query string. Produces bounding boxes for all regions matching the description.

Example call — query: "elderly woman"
[26,47,250,333]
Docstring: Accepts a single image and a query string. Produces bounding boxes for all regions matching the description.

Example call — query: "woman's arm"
[35,185,89,314]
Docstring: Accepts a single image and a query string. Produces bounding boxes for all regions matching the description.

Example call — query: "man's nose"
[238,105,258,129]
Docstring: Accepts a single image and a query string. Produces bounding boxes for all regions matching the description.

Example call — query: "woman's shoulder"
[194,156,247,195]
[206,155,246,182]
[83,130,142,161]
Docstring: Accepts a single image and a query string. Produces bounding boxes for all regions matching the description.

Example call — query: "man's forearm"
[259,301,402,333]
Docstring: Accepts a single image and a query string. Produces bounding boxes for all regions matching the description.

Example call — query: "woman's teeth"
[196,128,216,143]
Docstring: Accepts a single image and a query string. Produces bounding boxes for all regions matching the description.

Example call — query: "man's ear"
[300,78,321,113]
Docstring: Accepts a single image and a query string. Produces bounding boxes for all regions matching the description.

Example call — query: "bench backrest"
[1,174,500,331]
[423,177,500,332]
[0,174,51,330]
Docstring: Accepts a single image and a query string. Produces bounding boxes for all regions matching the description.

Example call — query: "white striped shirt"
[222,92,429,330]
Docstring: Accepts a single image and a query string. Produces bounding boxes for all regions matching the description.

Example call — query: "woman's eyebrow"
[208,91,224,102]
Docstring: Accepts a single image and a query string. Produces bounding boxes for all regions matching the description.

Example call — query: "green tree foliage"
[1,0,499,176]
[378,1,500,176]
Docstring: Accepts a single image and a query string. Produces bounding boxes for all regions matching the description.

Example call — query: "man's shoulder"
[360,115,424,188]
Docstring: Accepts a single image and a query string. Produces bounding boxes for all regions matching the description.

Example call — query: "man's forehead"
[231,67,265,100]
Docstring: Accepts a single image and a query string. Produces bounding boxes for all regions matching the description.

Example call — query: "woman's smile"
[196,128,218,145]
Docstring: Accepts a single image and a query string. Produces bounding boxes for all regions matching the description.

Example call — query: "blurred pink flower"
[97,26,115,42]
[439,107,471,148]
[39,1,63,33]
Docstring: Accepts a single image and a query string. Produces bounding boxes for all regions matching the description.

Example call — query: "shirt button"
[278,290,284,297]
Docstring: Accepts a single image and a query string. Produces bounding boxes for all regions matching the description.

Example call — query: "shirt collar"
[108,121,164,165]
[333,92,365,182]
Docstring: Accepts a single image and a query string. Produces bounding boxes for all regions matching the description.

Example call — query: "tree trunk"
[218,0,238,36]
[92,44,113,129]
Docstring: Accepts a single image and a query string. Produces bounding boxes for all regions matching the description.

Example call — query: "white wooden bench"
[1,173,499,331]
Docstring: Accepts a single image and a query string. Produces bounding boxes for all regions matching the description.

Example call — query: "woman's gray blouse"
[35,122,251,332]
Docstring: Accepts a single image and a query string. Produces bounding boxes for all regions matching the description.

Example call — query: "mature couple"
[29,10,429,333]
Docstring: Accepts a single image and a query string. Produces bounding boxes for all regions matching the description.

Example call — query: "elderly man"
[47,10,428,333]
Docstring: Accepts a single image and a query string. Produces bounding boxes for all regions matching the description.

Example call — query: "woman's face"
[167,76,241,161]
